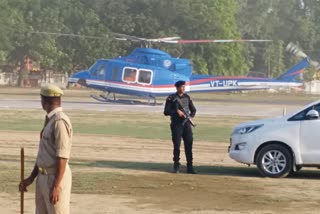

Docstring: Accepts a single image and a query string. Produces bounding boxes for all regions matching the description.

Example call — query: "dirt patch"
[0,131,233,166]
[1,131,320,214]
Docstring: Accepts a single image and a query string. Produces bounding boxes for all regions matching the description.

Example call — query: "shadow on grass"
[1,156,319,180]
[71,160,260,177]
[288,170,320,179]
[70,160,320,179]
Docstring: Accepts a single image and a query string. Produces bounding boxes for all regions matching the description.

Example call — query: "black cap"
[174,80,186,88]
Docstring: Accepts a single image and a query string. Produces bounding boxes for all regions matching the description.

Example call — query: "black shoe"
[187,166,196,174]
[173,162,180,173]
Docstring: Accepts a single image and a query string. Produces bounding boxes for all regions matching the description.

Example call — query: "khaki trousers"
[36,165,72,214]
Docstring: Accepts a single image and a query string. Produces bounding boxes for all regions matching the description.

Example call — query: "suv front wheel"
[256,144,292,178]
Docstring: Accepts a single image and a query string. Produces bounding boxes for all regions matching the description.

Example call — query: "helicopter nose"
[68,70,90,84]
[74,70,91,78]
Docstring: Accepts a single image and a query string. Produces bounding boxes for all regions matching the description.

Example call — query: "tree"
[3,0,320,83]
[237,0,319,77]
[97,0,250,75]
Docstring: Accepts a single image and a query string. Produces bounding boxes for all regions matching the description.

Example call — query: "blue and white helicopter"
[65,33,310,104]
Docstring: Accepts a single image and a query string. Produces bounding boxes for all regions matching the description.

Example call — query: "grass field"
[2,88,320,213]
[2,158,320,214]
[0,87,318,103]
[0,161,273,212]
[0,109,255,142]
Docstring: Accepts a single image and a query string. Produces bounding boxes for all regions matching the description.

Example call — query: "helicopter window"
[112,67,118,80]
[123,67,137,82]
[88,62,97,71]
[91,64,105,77]
[137,56,148,64]
[96,65,105,77]
[138,69,152,84]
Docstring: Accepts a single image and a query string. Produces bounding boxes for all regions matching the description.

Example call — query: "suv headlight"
[233,124,264,135]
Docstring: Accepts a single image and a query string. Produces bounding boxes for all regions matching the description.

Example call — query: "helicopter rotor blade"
[31,31,272,48]
[32,31,271,43]
[112,33,181,43]
[148,37,181,42]
[162,39,272,44]
[31,31,109,39]
[112,33,147,42]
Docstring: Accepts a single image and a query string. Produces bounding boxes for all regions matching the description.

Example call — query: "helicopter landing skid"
[147,96,157,105]
[100,91,116,101]
[90,94,161,105]
[90,94,111,102]
[90,94,136,104]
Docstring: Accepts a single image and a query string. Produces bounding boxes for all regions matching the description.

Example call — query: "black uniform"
[164,93,197,168]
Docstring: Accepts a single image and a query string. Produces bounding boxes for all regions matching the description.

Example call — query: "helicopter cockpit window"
[138,69,152,84]
[88,62,97,71]
[98,65,105,77]
[91,64,105,78]
[123,68,137,82]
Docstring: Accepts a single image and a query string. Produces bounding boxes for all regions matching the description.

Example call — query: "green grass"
[0,110,255,142]
[0,88,318,105]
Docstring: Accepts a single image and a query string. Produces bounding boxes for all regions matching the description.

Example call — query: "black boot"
[173,162,180,173]
[187,164,196,174]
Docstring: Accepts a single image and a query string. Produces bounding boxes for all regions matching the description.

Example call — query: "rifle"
[173,97,196,127]
[20,147,24,214]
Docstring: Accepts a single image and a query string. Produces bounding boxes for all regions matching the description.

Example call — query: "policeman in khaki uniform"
[19,84,73,214]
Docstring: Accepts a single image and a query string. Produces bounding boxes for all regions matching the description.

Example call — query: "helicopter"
[67,34,310,104]
[33,32,309,104]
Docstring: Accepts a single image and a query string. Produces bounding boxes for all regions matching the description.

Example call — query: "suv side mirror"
[306,109,320,120]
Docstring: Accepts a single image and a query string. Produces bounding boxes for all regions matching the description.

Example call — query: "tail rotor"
[286,42,320,70]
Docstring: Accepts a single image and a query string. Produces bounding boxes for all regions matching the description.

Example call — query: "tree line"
[0,0,319,79]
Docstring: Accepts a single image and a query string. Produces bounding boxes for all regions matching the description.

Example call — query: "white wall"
[305,80,320,94]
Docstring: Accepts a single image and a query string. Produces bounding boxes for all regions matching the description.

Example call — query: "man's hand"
[50,185,61,204]
[19,177,34,192]
[177,109,186,118]
[50,158,67,205]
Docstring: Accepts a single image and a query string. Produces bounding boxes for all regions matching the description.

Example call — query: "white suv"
[229,100,320,178]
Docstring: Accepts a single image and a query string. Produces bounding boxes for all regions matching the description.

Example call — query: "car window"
[314,104,320,114]
[289,103,320,121]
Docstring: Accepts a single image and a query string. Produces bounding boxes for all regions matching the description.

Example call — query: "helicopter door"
[112,67,119,81]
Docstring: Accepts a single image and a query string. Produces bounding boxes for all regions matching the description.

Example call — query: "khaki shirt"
[36,107,73,168]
